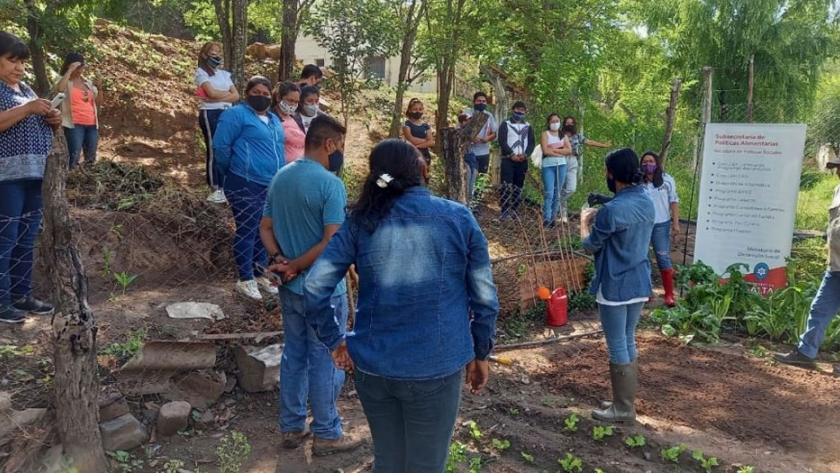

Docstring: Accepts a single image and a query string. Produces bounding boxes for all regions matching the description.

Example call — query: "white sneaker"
[207,189,227,203]
[255,277,279,295]
[235,279,262,300]
[560,208,569,224]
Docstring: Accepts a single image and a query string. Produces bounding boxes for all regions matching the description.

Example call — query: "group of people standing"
[192,42,342,301]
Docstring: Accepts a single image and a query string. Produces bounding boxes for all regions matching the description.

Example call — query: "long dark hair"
[640,150,664,188]
[605,147,645,185]
[348,139,425,234]
[0,32,29,61]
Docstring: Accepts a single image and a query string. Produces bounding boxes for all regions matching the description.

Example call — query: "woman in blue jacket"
[304,140,498,473]
[581,148,654,423]
[213,75,285,301]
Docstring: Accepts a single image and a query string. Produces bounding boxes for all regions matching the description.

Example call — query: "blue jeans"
[464,153,478,206]
[0,180,43,305]
[798,270,840,358]
[355,369,463,473]
[63,125,98,169]
[223,172,268,281]
[650,221,672,270]
[542,164,567,224]
[599,302,644,364]
[279,287,348,439]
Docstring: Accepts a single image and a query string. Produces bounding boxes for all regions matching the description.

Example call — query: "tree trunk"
[212,0,232,62]
[659,78,681,168]
[230,0,248,95]
[389,0,423,137]
[278,0,298,82]
[442,112,488,203]
[433,0,466,149]
[23,0,50,96]
[42,134,108,473]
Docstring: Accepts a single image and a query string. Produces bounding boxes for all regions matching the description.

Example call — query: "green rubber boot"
[592,362,637,422]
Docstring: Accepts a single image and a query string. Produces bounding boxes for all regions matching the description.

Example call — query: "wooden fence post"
[442,111,489,204]
[41,134,108,472]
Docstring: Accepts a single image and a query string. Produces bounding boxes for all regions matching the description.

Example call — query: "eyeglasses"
[82,89,89,102]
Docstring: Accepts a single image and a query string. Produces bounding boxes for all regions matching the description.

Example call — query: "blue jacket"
[304,187,499,380]
[582,185,655,302]
[213,103,285,186]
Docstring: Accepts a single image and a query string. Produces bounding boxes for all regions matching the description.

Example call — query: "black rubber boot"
[592,362,637,422]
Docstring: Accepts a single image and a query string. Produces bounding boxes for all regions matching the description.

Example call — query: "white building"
[294,35,437,94]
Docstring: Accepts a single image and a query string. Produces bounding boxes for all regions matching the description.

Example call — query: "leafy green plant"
[491,438,511,451]
[113,271,138,294]
[660,444,686,463]
[736,466,755,473]
[558,453,583,472]
[446,442,467,472]
[468,456,483,473]
[692,450,719,472]
[624,434,646,448]
[509,407,520,415]
[564,413,580,432]
[592,425,614,441]
[99,328,147,360]
[520,451,534,463]
[106,450,143,472]
[467,420,482,440]
[569,290,597,312]
[0,344,34,362]
[164,459,185,473]
[216,431,251,473]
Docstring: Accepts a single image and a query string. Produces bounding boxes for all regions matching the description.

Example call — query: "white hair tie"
[376,173,393,188]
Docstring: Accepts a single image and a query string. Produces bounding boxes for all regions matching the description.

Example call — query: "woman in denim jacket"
[304,139,499,472]
[581,148,654,423]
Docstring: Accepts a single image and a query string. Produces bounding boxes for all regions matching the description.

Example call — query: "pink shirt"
[282,118,306,163]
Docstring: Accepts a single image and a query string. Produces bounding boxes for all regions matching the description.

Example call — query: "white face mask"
[278,101,297,115]
[550,122,561,131]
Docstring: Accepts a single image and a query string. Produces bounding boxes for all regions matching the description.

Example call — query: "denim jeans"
[598,302,644,364]
[500,158,527,214]
[466,163,478,206]
[542,164,567,224]
[650,221,672,270]
[199,109,225,189]
[0,180,43,305]
[798,270,840,358]
[64,125,99,169]
[355,369,463,473]
[559,156,579,213]
[223,172,268,281]
[279,287,348,439]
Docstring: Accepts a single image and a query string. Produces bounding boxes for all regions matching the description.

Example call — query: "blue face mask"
[474,103,487,112]
[513,111,525,121]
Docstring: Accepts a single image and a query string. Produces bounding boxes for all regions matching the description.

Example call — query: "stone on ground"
[157,401,192,436]
[234,344,282,392]
[99,413,148,451]
[98,392,129,422]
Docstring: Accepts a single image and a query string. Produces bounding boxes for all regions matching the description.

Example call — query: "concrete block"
[234,344,282,393]
[100,413,148,451]
[157,401,191,437]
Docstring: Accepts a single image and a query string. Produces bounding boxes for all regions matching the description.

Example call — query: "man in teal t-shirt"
[259,115,361,456]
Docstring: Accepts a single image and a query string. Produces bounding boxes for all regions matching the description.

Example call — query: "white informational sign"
[694,123,807,295]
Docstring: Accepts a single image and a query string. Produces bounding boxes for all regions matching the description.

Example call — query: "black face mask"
[563,124,575,134]
[607,175,617,193]
[409,111,423,120]
[247,95,271,113]
[207,56,223,68]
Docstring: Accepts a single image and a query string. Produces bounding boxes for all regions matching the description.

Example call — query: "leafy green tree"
[625,0,838,122]
[304,0,400,126]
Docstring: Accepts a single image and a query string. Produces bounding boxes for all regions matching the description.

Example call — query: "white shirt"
[643,173,679,224]
[194,68,234,110]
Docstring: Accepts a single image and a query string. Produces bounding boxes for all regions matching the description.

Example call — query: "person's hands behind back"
[465,359,489,394]
[331,341,354,372]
